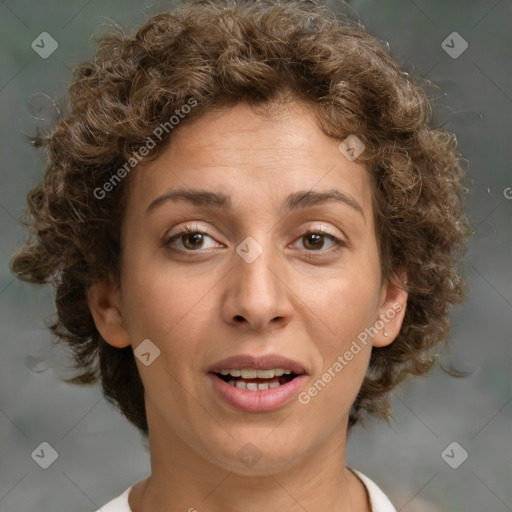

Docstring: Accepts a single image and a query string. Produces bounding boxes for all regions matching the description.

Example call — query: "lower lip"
[208,373,307,412]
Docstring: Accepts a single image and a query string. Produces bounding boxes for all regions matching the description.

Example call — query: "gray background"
[1,1,511,511]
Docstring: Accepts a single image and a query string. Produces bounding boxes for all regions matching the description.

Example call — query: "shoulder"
[93,486,132,512]
[349,468,397,512]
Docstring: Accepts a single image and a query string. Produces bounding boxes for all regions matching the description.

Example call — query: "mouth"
[215,368,299,391]
[207,354,308,412]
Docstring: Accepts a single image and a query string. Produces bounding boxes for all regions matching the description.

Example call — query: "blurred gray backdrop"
[1,1,511,511]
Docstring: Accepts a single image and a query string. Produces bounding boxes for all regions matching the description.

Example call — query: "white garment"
[94,469,396,511]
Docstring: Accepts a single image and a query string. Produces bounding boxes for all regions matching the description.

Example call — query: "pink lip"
[207,353,307,375]
[206,353,308,413]
[207,373,307,412]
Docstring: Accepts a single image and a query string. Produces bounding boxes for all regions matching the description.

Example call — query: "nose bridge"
[252,247,277,283]
[225,232,292,329]
[236,233,282,299]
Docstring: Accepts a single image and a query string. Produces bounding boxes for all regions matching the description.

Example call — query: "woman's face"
[90,101,406,475]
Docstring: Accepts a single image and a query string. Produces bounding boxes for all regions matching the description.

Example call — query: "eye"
[292,229,346,252]
[164,225,222,252]
[163,225,346,255]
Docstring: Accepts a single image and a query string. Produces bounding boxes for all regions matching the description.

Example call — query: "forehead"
[126,101,374,220]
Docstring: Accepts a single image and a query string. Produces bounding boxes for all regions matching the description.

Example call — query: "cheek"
[119,254,215,397]
[309,265,381,338]
[297,279,376,422]
[119,244,211,341]
[319,297,374,389]
[302,267,379,388]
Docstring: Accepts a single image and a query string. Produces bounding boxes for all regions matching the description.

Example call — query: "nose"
[221,236,294,333]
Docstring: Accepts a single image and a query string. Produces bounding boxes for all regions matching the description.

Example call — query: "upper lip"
[207,354,307,375]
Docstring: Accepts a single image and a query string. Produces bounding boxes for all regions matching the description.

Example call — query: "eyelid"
[163,222,347,253]
[163,223,221,248]
[294,223,346,241]
[291,225,347,252]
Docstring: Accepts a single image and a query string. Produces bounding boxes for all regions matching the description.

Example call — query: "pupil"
[184,233,203,249]
[305,233,323,250]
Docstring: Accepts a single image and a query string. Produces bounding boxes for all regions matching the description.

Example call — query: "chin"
[207,432,304,476]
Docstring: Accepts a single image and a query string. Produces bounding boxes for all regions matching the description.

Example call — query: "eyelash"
[163,224,346,256]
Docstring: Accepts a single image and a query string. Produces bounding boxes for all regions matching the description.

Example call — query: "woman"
[11,0,469,510]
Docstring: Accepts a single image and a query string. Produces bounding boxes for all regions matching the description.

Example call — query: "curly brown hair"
[11,0,469,434]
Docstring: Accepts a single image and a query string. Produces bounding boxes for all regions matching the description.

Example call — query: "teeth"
[229,380,279,391]
[220,369,240,377]
[219,368,292,378]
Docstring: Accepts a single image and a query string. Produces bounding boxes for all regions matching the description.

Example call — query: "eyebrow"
[145,187,364,219]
